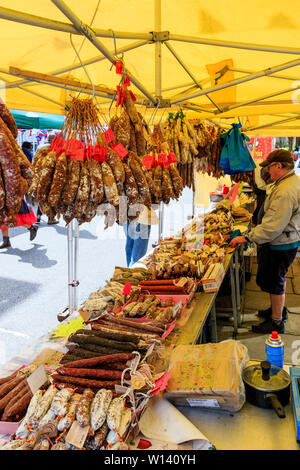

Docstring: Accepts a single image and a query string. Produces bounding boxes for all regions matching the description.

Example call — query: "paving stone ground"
[216,252,300,363]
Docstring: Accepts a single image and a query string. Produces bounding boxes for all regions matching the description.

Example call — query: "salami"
[0,98,18,138]
[101,161,120,207]
[74,161,90,218]
[36,150,57,204]
[76,387,94,427]
[123,161,139,206]
[0,376,24,402]
[0,378,29,415]
[4,390,33,420]
[48,152,67,208]
[106,148,125,184]
[59,353,135,369]
[86,159,104,205]
[0,128,21,212]
[114,110,131,150]
[61,158,81,205]
[128,152,151,207]
[57,367,124,380]
[90,388,113,432]
[94,422,109,448]
[0,166,5,210]
[52,374,119,390]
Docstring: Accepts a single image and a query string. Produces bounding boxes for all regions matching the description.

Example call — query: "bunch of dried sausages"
[0,101,34,227]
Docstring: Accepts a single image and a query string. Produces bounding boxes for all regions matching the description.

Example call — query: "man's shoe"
[0,238,11,249]
[29,225,38,241]
[257,306,288,321]
[252,317,285,334]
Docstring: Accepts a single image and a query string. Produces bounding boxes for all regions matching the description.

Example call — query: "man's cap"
[259,149,294,168]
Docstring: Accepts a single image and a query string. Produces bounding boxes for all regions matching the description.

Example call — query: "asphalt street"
[0,187,196,368]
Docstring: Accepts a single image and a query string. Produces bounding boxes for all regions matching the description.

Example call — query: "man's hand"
[229,236,248,247]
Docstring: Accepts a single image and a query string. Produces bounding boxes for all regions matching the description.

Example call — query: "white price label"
[66,421,90,449]
[186,398,220,408]
[26,365,48,394]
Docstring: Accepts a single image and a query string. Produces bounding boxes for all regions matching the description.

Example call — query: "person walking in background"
[21,141,33,163]
[229,149,300,334]
[124,206,159,267]
[0,197,38,249]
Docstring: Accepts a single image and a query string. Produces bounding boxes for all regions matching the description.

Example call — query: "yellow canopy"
[0,0,300,136]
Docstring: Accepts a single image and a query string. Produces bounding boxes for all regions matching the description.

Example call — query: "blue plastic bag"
[219,123,256,174]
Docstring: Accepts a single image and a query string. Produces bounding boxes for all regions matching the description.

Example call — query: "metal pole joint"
[151,30,169,42]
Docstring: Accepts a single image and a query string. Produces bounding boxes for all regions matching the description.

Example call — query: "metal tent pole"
[51,0,156,105]
[73,219,79,312]
[154,0,165,243]
[215,84,300,114]
[168,33,300,55]
[0,6,153,41]
[67,220,74,316]
[164,41,222,112]
[244,113,300,132]
[169,57,300,105]
[2,39,149,90]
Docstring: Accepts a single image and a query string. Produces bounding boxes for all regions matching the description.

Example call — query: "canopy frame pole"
[6,67,145,105]
[168,33,300,56]
[228,67,298,82]
[0,72,66,109]
[3,6,300,55]
[244,113,300,132]
[0,6,153,41]
[154,0,165,243]
[2,39,150,91]
[51,0,157,105]
[164,41,223,112]
[169,57,300,105]
[215,84,300,114]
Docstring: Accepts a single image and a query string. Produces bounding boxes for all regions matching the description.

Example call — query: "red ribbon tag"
[111,143,128,159]
[123,74,131,88]
[50,135,66,156]
[151,369,172,395]
[65,139,85,160]
[158,152,170,168]
[122,283,132,296]
[128,90,136,102]
[142,155,155,169]
[93,145,107,162]
[103,128,115,144]
[115,61,123,74]
[168,152,177,164]
[72,147,85,161]
[161,320,176,339]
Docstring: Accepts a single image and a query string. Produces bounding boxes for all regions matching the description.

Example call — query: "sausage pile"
[0,100,34,227]
[1,378,132,450]
[0,372,33,423]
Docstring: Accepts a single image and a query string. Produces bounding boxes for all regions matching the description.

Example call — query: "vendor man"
[230,149,300,334]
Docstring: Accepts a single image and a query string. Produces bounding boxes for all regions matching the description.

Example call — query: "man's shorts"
[256,244,298,295]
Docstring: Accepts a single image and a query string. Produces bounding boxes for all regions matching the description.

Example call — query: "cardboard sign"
[27,365,48,394]
[66,421,90,449]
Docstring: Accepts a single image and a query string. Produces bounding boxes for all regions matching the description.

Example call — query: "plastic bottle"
[265,331,284,369]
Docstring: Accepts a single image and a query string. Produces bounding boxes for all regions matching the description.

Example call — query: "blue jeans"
[124,223,151,267]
